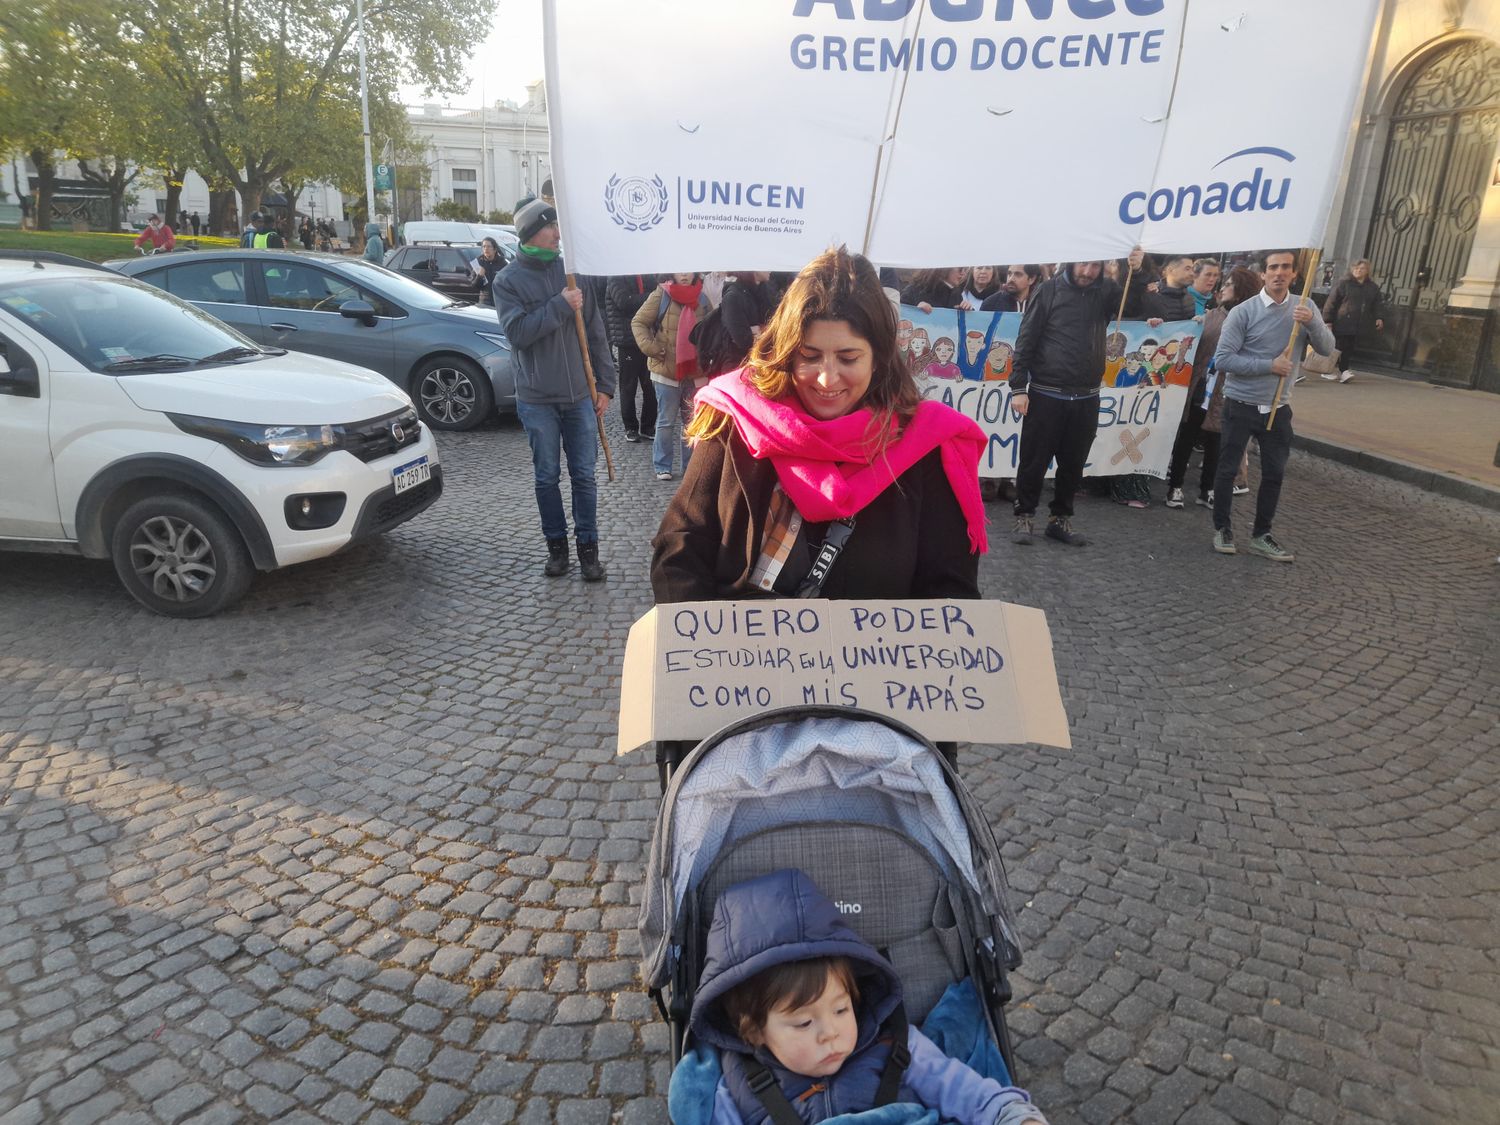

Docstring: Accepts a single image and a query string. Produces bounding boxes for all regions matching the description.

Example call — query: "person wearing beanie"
[493,199,618,581]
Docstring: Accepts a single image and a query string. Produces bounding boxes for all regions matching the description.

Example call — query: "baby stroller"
[639,705,1024,1112]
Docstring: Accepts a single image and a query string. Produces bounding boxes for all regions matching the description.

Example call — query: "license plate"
[391,455,430,495]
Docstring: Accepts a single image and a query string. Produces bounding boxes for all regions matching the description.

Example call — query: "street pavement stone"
[1,414,1497,1123]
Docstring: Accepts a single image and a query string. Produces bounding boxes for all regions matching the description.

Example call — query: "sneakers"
[1011,515,1034,545]
[1338,370,1355,384]
[1248,533,1295,563]
[1045,516,1086,546]
[1320,372,1338,381]
[1126,499,1148,509]
[577,540,607,582]
[623,429,641,443]
[1165,488,1185,509]
[1232,483,1250,496]
[544,537,569,577]
[1292,374,1306,385]
[1196,491,1214,508]
[655,471,673,481]
[1212,527,1236,555]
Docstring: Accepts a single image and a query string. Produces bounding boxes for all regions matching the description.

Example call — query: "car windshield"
[335,259,456,310]
[0,274,265,373]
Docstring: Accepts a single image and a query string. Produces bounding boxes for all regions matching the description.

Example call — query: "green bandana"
[520,244,560,263]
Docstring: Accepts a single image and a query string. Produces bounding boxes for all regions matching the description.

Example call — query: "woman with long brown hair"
[650,247,988,602]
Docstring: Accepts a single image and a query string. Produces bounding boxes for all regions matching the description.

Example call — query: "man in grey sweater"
[494,199,617,581]
[1209,249,1334,562]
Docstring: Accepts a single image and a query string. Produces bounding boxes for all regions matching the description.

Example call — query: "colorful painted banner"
[903,306,1197,479]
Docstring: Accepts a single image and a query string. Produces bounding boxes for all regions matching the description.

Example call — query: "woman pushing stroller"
[651,247,989,603]
[679,868,1047,1125]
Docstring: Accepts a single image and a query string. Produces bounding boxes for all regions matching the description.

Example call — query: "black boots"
[544,538,605,581]
[544,537,569,577]
[577,540,606,583]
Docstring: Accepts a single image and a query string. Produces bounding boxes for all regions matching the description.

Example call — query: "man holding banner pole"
[493,199,617,582]
[1209,250,1334,563]
[1009,260,1125,548]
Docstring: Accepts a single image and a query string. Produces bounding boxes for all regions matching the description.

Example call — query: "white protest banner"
[900,305,1195,477]
[542,0,1380,273]
[617,599,1071,755]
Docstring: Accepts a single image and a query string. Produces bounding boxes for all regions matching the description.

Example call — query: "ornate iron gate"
[1364,39,1500,375]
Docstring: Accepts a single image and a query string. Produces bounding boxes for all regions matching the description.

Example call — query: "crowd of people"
[486,206,1383,584]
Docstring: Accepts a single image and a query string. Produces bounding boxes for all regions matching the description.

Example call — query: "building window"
[453,189,478,211]
[452,168,477,183]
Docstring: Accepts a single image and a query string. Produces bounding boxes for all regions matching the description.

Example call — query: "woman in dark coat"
[469,237,506,307]
[651,248,988,604]
[1321,259,1386,382]
[899,267,965,314]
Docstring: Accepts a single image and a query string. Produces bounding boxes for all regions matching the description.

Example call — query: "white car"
[0,253,443,617]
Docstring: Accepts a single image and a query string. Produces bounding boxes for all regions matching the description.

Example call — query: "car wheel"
[110,493,254,618]
[412,356,494,431]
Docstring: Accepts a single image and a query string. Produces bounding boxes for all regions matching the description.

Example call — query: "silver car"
[111,250,517,431]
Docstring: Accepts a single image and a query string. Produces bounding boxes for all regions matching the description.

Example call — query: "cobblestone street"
[2,414,1497,1125]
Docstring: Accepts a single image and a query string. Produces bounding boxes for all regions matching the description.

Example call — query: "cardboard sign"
[618,599,1070,755]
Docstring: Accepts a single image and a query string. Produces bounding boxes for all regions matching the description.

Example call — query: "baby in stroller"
[685,869,1048,1125]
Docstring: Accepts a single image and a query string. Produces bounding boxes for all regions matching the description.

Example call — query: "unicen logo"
[1118,146,1294,225]
[834,901,862,914]
[604,174,669,232]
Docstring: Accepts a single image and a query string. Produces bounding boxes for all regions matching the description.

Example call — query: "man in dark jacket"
[1009,260,1124,547]
[1135,255,1197,323]
[606,273,658,442]
[493,199,617,581]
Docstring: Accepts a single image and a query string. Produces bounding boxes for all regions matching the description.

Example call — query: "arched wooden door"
[1363,39,1500,374]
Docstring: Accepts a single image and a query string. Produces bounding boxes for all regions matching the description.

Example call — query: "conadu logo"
[1119,146,1295,225]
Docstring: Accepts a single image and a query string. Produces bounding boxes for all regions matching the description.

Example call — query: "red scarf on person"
[667,281,702,380]
[692,369,989,553]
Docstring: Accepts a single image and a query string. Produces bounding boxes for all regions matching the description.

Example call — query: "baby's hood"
[688,869,902,1055]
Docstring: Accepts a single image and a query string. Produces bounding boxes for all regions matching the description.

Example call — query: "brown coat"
[631,287,709,385]
[650,431,981,603]
[1193,307,1230,433]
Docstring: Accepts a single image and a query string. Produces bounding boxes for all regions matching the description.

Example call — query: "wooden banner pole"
[566,273,615,483]
[1267,249,1320,432]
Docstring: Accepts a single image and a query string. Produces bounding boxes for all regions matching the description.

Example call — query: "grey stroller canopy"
[639,708,1022,1024]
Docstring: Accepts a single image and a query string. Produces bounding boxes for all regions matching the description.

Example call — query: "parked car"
[0,252,442,617]
[384,241,515,304]
[399,221,519,252]
[110,250,516,431]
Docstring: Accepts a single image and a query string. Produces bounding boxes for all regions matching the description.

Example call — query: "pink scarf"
[693,369,989,553]
[667,281,701,380]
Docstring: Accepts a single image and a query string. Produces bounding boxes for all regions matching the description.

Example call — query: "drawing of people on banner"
[984,340,1013,382]
[902,301,1197,480]
[1104,330,1128,387]
[922,337,961,380]
[1161,336,1195,386]
[907,327,931,376]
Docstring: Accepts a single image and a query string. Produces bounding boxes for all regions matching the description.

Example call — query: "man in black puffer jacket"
[1009,259,1125,547]
[606,273,659,442]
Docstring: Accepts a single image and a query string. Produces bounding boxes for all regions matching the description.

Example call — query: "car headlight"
[168,414,342,466]
[475,331,512,351]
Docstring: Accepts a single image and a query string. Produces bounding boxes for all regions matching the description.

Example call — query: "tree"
[129,0,497,218]
[433,198,479,222]
[0,1,95,230]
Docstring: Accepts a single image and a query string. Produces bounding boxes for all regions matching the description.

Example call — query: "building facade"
[1325,0,1500,391]
[402,81,552,222]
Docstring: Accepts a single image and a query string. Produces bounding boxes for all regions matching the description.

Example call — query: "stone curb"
[1294,432,1500,512]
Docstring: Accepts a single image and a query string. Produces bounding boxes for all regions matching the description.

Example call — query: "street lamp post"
[357,0,376,231]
